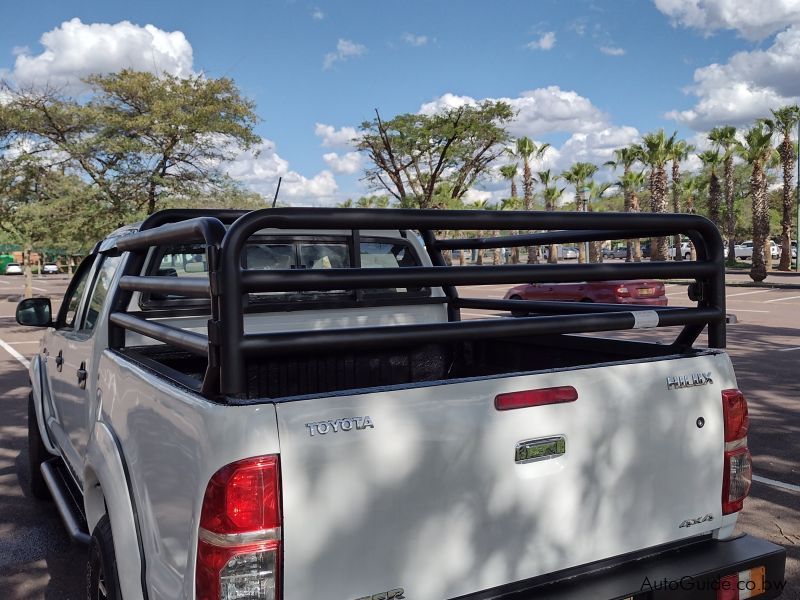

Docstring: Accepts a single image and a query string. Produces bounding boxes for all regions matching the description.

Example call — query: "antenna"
[271,176,282,208]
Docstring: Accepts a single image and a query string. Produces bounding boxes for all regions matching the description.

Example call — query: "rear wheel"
[87,515,121,600]
[28,392,51,500]
[684,252,691,260]
[509,295,528,318]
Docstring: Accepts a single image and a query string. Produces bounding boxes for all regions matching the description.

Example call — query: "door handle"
[77,362,87,390]
[55,350,64,372]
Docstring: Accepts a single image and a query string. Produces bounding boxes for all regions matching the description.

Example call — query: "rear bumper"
[452,534,786,600]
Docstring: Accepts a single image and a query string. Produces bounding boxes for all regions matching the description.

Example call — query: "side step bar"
[40,458,91,545]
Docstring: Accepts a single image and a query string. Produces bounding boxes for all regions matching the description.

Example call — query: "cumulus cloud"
[419,87,608,137]
[599,45,625,56]
[323,38,366,69]
[554,126,641,171]
[228,141,339,203]
[323,151,361,174]
[526,31,556,50]
[666,25,800,129]
[654,0,800,40]
[314,122,360,147]
[11,18,193,90]
[402,33,428,47]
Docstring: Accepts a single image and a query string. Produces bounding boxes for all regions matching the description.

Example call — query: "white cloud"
[314,123,360,147]
[666,25,800,129]
[228,140,339,203]
[654,0,800,40]
[323,38,366,69]
[526,31,556,51]
[323,151,362,174]
[599,45,625,56]
[554,126,641,171]
[402,33,428,47]
[11,18,193,90]
[311,8,325,20]
[419,86,608,137]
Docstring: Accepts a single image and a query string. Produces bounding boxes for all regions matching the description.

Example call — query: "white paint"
[726,289,773,298]
[752,475,800,494]
[726,309,769,313]
[0,337,31,369]
[764,295,800,303]
[777,346,800,352]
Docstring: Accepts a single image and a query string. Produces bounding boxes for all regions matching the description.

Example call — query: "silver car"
[4,262,22,275]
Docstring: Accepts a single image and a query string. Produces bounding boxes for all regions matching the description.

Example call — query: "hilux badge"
[666,372,713,390]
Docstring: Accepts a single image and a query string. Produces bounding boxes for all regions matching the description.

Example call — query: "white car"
[4,262,22,275]
[734,240,779,260]
[668,241,693,260]
[42,263,60,274]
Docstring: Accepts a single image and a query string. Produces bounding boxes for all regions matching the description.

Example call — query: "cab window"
[57,257,96,329]
[80,255,122,333]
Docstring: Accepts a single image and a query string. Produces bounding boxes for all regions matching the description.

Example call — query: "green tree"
[640,130,676,261]
[507,137,550,263]
[616,170,647,261]
[770,106,799,269]
[538,169,562,263]
[586,181,612,263]
[562,162,598,263]
[708,126,738,265]
[606,145,644,261]
[357,101,513,209]
[499,163,520,262]
[698,150,723,231]
[669,139,694,260]
[736,121,776,282]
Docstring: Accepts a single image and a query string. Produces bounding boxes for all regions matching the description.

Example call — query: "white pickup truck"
[18,208,786,600]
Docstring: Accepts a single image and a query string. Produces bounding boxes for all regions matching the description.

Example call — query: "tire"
[28,392,51,500]
[509,295,528,318]
[87,516,121,600]
[580,298,594,303]
[684,252,691,260]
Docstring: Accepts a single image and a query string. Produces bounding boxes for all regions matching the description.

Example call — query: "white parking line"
[753,475,800,494]
[0,279,10,285]
[8,340,39,345]
[0,337,31,369]
[777,346,800,352]
[764,294,800,303]
[726,289,774,298]
[727,309,770,313]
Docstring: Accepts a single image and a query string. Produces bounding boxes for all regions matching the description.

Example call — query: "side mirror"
[16,297,53,327]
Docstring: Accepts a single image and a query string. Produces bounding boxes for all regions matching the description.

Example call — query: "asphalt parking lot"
[0,273,797,598]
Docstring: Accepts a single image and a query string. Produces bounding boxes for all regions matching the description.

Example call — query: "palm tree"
[771,106,800,270]
[736,121,775,282]
[605,145,643,260]
[641,130,676,261]
[499,163,521,263]
[681,175,707,260]
[709,126,737,266]
[500,196,522,264]
[698,150,723,229]
[562,162,599,263]
[539,169,562,263]
[616,170,647,261]
[669,139,694,261]
[509,137,550,263]
[586,181,613,262]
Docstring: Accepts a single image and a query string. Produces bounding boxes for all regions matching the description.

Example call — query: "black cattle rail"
[107,208,726,397]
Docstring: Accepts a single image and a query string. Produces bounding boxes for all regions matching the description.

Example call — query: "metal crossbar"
[107,208,726,397]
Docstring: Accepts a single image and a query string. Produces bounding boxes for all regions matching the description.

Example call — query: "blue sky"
[3,0,800,204]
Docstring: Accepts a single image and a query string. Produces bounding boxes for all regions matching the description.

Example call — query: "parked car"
[42,263,60,275]
[16,208,784,600]
[735,240,779,260]
[4,262,22,275]
[668,241,693,260]
[542,245,579,260]
[601,246,627,259]
[505,279,668,308]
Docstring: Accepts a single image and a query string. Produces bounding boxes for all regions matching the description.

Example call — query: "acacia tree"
[771,106,799,270]
[709,126,738,266]
[4,70,260,221]
[737,121,776,282]
[357,101,513,209]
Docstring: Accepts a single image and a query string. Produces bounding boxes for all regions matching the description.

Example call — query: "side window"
[80,255,121,333]
[58,257,96,329]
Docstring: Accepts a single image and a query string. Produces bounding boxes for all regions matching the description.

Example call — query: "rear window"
[144,236,428,308]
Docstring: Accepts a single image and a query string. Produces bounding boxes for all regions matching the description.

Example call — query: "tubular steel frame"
[107,208,726,397]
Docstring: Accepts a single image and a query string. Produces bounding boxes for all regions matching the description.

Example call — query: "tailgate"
[275,351,734,600]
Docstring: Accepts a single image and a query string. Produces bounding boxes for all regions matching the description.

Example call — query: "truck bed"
[123,333,684,400]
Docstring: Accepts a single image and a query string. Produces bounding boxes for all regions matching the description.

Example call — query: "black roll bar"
[106,208,726,398]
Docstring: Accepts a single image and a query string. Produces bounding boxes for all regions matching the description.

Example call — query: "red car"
[504,279,668,308]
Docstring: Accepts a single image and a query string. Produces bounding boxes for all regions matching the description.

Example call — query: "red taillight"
[197,455,281,600]
[615,285,630,297]
[721,389,752,515]
[495,386,578,410]
[722,389,749,442]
